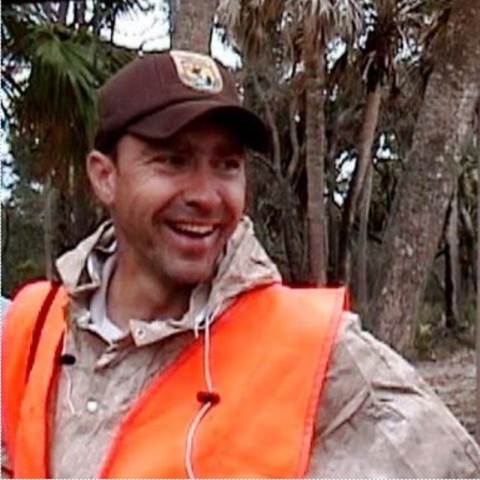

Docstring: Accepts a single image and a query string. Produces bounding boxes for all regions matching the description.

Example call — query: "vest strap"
[25,282,61,384]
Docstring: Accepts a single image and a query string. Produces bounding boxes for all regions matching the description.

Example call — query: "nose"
[182,164,221,212]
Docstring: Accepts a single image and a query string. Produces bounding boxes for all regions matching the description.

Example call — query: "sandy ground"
[416,348,477,435]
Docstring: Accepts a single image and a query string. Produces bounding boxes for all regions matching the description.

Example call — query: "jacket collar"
[55,216,281,336]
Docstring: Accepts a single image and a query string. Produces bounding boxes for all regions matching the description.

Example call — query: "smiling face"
[88,115,247,289]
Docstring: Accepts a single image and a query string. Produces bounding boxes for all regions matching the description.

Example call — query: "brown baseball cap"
[94,50,270,153]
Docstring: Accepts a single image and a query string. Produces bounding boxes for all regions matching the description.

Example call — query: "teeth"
[172,222,215,235]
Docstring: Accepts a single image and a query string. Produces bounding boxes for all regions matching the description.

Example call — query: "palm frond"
[5,17,135,184]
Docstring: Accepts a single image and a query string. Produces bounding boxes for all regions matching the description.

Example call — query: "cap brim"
[126,101,270,154]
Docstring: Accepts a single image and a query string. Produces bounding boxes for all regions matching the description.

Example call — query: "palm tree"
[2,1,140,273]
[219,0,362,285]
[170,0,219,53]
[336,0,429,301]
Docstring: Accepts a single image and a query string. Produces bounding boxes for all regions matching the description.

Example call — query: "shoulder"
[308,313,480,478]
[254,284,348,323]
[2,281,63,349]
[4,280,56,320]
[238,285,347,348]
[3,281,52,327]
[11,280,53,301]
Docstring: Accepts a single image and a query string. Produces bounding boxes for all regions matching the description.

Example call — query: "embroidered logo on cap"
[170,50,223,93]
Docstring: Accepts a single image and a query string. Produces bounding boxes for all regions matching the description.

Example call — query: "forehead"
[149,114,247,154]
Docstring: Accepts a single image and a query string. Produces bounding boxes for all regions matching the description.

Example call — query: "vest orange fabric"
[2,281,347,478]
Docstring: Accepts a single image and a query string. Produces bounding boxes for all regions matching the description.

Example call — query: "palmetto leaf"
[219,0,364,69]
[3,9,135,185]
[18,25,98,166]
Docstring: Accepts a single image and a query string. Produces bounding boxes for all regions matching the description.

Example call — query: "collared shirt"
[89,254,125,343]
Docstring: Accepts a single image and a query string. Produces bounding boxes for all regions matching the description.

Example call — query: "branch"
[57,0,69,24]
[251,152,281,179]
[337,85,382,282]
[1,206,10,258]
[287,95,300,181]
[251,71,282,173]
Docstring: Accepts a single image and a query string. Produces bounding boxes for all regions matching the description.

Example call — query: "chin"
[164,263,217,287]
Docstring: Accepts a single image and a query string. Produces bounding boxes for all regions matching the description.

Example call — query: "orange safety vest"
[2,281,347,478]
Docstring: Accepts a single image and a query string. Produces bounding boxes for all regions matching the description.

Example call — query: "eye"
[164,155,188,168]
[217,157,243,173]
[150,154,189,170]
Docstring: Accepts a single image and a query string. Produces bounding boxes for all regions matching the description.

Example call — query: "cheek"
[114,175,174,215]
[233,182,247,217]
[224,176,247,219]
[236,191,247,217]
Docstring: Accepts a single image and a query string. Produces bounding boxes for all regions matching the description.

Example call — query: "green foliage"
[2,180,45,297]
[1,1,140,264]
[21,25,99,164]
[3,8,136,182]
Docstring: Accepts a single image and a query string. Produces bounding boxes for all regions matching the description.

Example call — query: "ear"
[86,150,117,207]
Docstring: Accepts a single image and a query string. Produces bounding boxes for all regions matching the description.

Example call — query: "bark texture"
[171,0,218,54]
[445,189,460,329]
[369,0,480,353]
[356,166,373,315]
[305,47,328,285]
[475,103,480,445]
[44,174,57,280]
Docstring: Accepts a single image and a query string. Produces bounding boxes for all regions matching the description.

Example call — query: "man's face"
[106,116,247,288]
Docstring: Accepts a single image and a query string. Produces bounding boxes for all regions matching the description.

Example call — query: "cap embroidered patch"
[170,50,223,93]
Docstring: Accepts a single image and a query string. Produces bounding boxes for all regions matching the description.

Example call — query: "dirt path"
[416,348,476,435]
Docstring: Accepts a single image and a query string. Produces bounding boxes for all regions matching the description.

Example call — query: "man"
[2,50,480,479]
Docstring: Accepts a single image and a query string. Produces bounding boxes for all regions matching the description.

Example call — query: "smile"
[168,221,217,238]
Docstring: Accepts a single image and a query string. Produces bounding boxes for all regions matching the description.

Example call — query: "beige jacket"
[2,217,480,478]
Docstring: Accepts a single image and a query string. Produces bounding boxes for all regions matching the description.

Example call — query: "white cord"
[65,368,76,415]
[185,401,213,479]
[185,308,218,479]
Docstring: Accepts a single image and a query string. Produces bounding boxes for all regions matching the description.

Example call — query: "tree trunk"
[327,191,339,284]
[369,0,480,353]
[305,44,327,286]
[44,174,57,280]
[356,165,373,317]
[57,0,69,25]
[74,0,86,27]
[71,159,94,244]
[1,206,10,259]
[338,85,382,284]
[282,204,306,284]
[475,102,480,444]
[171,0,218,54]
[445,189,460,329]
[252,71,281,172]
[459,200,477,293]
[325,109,340,284]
